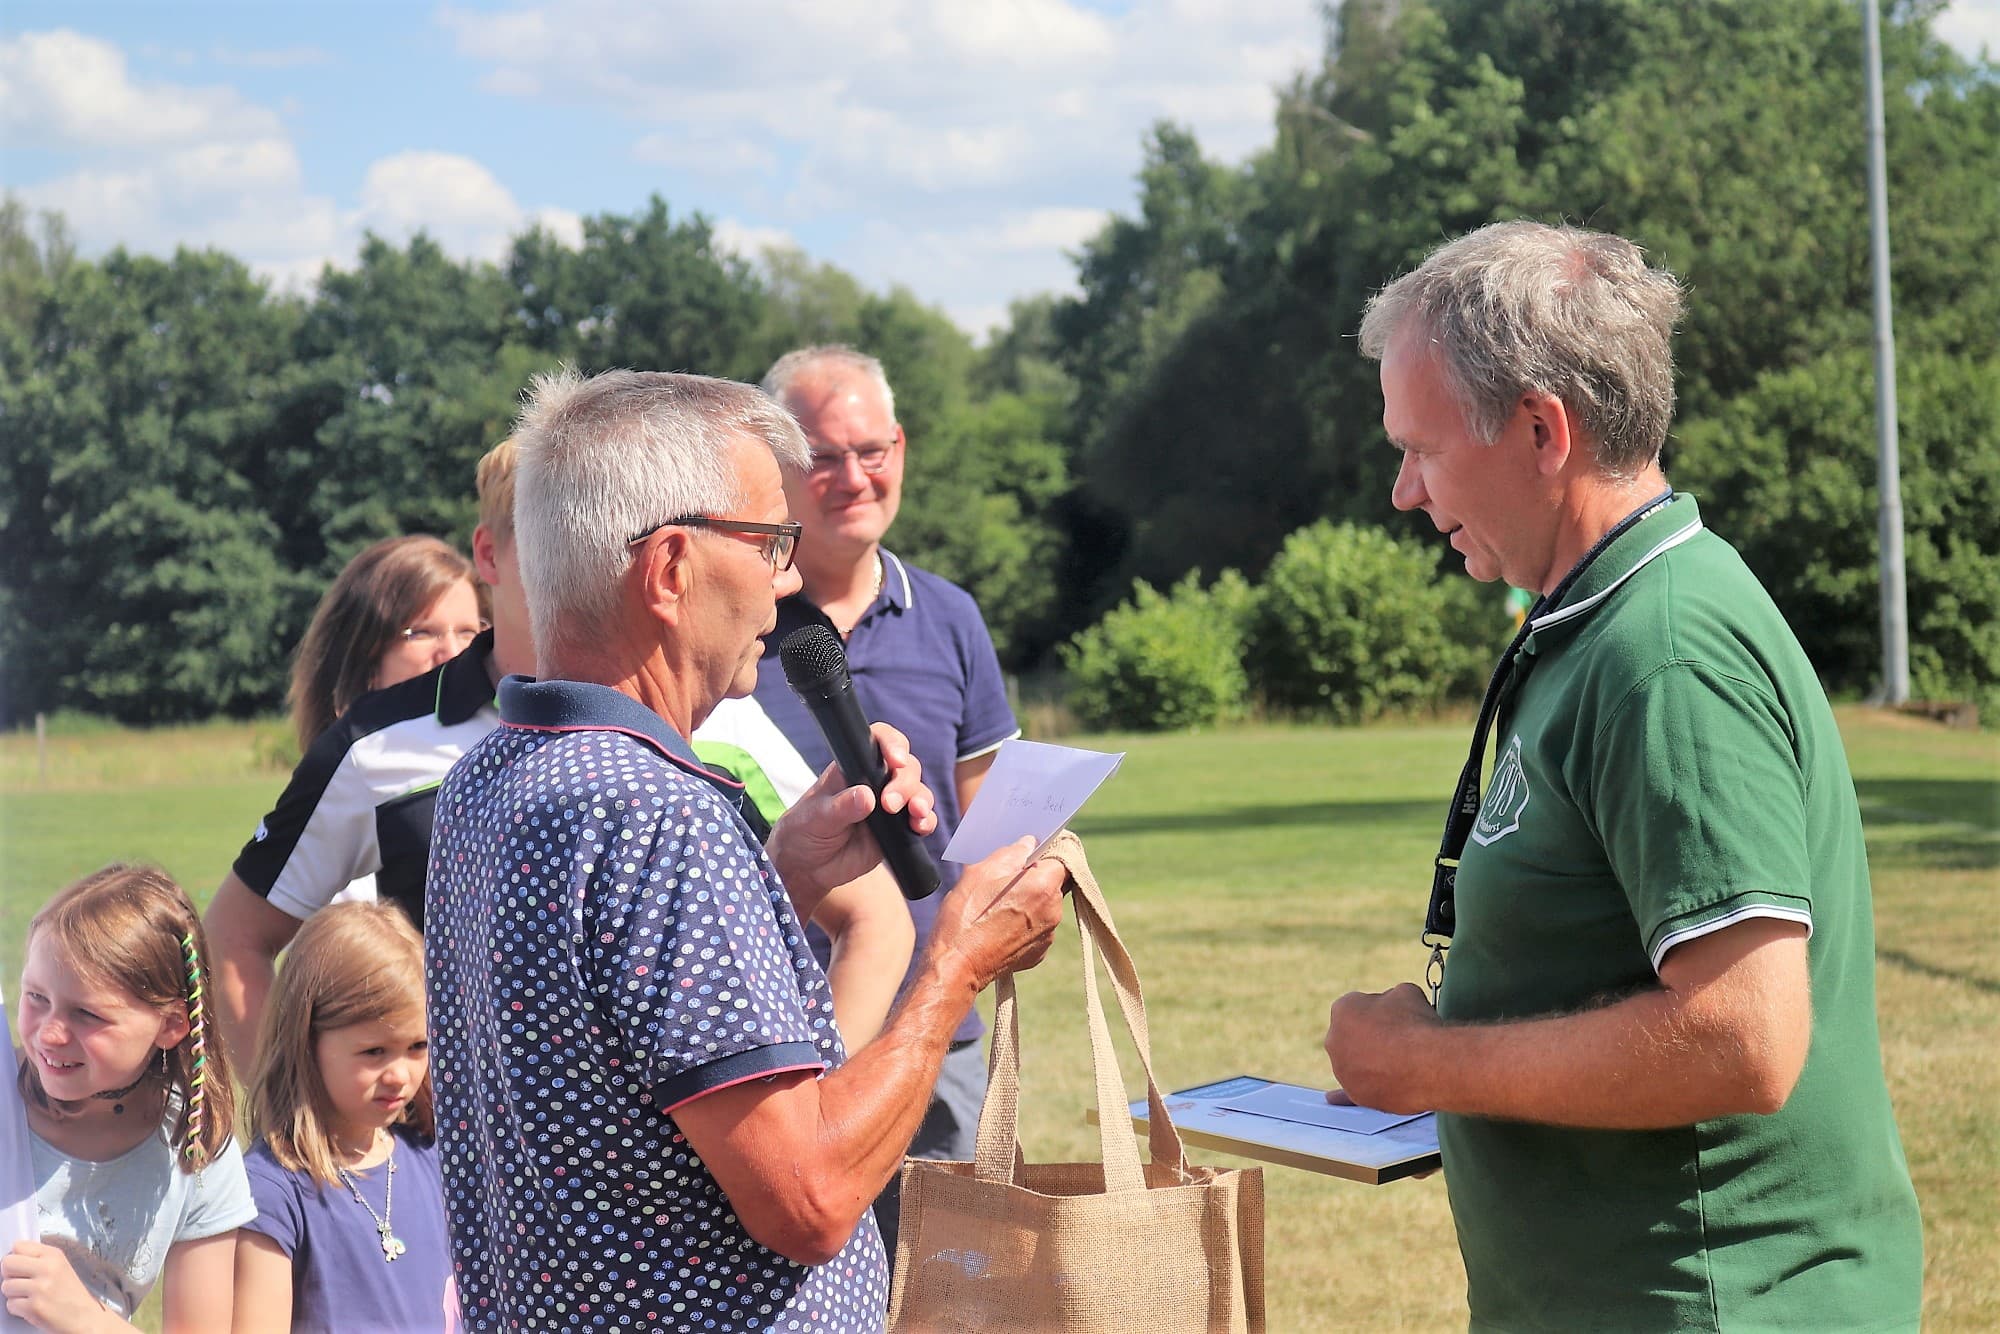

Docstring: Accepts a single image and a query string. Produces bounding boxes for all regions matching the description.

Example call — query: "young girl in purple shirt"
[235,903,448,1333]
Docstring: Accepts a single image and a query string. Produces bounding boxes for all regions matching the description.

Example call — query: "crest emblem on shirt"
[1472,734,1530,846]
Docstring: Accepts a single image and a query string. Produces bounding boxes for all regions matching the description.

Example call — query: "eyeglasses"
[626,515,802,572]
[806,438,898,477]
[398,620,489,650]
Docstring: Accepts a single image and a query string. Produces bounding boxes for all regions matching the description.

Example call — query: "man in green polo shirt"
[1323,221,1923,1331]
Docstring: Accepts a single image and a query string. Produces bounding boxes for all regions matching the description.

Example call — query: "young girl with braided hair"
[234,902,447,1334]
[4,864,254,1332]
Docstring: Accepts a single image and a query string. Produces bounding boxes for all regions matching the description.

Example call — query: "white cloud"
[924,0,1114,66]
[991,206,1111,252]
[436,0,1319,329]
[360,152,519,231]
[711,218,797,260]
[7,29,579,289]
[14,5,1318,335]
[349,153,593,264]
[634,132,778,175]
[0,27,283,150]
[440,0,1318,188]
[1936,0,2000,60]
[530,207,586,250]
[839,206,1110,338]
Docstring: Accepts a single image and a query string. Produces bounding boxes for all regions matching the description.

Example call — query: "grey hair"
[760,344,897,422]
[1358,220,1686,475]
[512,367,810,658]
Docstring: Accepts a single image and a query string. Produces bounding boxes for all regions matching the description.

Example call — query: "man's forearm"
[210,950,275,1070]
[203,875,303,1068]
[812,949,977,1185]
[1343,927,1811,1129]
[816,869,915,1049]
[1414,991,1788,1129]
[673,946,979,1265]
[675,843,1062,1265]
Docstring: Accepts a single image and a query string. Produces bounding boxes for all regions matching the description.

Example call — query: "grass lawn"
[3,708,1994,1330]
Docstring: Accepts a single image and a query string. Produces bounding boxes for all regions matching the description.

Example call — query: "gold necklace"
[833,554,884,639]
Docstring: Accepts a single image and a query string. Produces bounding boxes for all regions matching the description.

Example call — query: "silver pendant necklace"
[336,1138,405,1261]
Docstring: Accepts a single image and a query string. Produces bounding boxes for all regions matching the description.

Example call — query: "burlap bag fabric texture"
[887,831,1266,1333]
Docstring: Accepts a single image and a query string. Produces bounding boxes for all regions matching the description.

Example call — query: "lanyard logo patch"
[1472,734,1531,846]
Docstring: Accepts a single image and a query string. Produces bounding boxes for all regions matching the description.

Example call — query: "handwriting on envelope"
[941,739,1124,864]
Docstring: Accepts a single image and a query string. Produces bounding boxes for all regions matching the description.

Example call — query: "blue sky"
[4,1,1996,338]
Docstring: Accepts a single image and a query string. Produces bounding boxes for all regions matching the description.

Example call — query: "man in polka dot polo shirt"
[426,367,1068,1332]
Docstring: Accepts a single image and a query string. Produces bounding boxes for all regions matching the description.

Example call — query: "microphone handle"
[809,682,942,900]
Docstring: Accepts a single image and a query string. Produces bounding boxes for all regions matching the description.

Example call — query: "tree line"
[3,0,1995,728]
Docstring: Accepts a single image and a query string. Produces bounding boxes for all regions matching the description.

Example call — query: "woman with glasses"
[287,535,487,754]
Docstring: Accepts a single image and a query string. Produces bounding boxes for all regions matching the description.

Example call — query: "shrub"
[1061,571,1249,731]
[1248,520,1491,722]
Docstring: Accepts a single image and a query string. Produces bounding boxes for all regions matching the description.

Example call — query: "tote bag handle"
[973,832,1190,1191]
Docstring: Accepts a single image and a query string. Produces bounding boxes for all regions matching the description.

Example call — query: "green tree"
[892,391,1070,665]
[283,233,521,564]
[1673,349,2000,707]
[504,196,767,381]
[1032,0,1997,692]
[0,247,312,722]
[748,246,869,370]
[0,195,75,336]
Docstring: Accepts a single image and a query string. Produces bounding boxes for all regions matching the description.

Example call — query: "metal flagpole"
[1863,0,1910,705]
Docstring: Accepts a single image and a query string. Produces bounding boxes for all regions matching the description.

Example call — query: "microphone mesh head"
[780,624,849,692]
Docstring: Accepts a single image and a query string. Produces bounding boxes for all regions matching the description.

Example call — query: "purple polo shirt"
[754,549,1020,1045]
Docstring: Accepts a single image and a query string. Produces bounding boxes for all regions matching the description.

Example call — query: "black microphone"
[779,625,941,900]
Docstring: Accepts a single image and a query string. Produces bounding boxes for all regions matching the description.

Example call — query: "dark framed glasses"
[806,438,898,476]
[626,515,802,572]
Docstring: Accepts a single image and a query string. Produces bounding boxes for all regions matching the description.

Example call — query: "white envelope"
[942,738,1124,864]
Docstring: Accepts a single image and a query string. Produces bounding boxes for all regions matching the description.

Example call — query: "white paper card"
[1216,1079,1429,1136]
[941,739,1124,864]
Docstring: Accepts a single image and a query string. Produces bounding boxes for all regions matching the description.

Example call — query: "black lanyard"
[1421,489,1676,998]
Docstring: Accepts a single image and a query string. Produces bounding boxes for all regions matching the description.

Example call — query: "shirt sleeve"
[590,785,826,1111]
[1587,661,1816,972]
[177,1134,259,1241]
[230,724,382,921]
[239,1147,306,1257]
[954,605,1020,764]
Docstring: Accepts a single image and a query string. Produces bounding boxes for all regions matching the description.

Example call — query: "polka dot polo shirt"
[426,677,889,1331]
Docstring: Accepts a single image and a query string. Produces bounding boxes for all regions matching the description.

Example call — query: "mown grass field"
[3,709,1994,1330]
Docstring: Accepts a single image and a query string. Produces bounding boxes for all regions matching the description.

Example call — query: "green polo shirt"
[1438,494,1923,1332]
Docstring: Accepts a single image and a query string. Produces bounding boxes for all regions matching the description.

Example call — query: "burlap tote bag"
[887,831,1265,1332]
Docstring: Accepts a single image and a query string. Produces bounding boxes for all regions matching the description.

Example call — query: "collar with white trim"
[777,546,915,641]
[1524,493,1705,647]
[496,675,745,803]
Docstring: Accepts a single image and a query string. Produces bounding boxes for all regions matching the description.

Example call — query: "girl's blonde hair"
[17,865,237,1169]
[248,901,434,1186]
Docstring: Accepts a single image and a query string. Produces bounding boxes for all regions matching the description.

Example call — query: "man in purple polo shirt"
[426,368,1065,1329]
[752,345,1021,1258]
